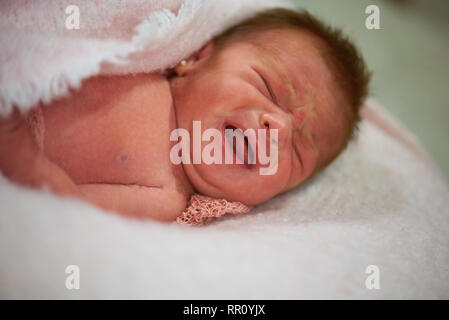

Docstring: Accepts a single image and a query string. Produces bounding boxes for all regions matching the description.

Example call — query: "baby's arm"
[0,109,187,220]
[77,183,187,221]
[0,108,82,198]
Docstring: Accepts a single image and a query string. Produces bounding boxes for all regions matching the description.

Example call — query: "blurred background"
[292,0,449,181]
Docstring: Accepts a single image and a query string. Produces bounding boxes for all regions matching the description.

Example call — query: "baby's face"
[170,28,348,205]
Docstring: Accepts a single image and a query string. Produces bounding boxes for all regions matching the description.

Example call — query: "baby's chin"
[182,162,283,206]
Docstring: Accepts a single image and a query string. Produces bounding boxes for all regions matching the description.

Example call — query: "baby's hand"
[0,107,26,136]
[0,106,82,198]
[0,107,39,160]
[0,107,41,184]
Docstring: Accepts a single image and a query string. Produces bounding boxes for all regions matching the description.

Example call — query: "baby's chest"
[42,74,182,188]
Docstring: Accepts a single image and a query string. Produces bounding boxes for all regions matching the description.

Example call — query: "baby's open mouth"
[225,125,254,168]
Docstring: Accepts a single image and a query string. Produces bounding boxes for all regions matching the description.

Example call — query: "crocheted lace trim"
[176,194,251,226]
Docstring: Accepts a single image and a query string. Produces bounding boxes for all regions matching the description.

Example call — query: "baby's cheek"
[262,157,291,193]
[292,109,306,127]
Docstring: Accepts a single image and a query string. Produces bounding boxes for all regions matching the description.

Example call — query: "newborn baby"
[0,9,370,222]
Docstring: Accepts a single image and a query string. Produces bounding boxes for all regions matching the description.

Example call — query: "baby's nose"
[259,112,289,148]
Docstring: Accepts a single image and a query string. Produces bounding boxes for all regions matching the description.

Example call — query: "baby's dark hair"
[213,8,371,169]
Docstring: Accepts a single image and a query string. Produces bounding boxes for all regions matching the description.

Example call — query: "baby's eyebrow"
[292,125,319,172]
[270,59,302,112]
[283,76,299,109]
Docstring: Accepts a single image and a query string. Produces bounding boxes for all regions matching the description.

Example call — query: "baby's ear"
[174,41,214,77]
[197,41,214,60]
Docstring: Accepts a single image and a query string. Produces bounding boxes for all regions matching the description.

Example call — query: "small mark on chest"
[116,151,131,164]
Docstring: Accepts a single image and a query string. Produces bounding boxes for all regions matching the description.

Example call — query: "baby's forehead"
[248,27,324,54]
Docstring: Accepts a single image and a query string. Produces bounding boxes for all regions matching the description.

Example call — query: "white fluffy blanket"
[0,0,292,115]
[0,0,448,299]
